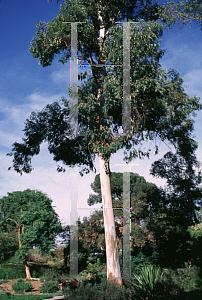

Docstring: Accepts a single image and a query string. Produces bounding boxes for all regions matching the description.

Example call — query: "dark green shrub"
[31,270,38,278]
[41,268,61,282]
[12,279,32,293]
[29,263,52,278]
[40,280,60,293]
[130,252,159,275]
[78,258,106,283]
[39,268,61,293]
[169,264,202,292]
[65,276,135,300]
[0,264,25,279]
[39,276,45,283]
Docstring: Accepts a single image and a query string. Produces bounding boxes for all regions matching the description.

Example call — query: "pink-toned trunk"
[99,154,122,286]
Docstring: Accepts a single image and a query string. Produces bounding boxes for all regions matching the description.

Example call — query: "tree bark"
[18,226,22,248]
[99,154,122,286]
[96,10,122,286]
[24,261,32,280]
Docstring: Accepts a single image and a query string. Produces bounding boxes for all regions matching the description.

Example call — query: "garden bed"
[0,278,42,295]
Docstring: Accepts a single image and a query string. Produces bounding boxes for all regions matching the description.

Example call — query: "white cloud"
[51,69,70,85]
[183,69,202,98]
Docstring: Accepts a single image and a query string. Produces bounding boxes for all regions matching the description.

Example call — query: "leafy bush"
[127,263,202,299]
[78,258,106,281]
[12,279,32,293]
[31,270,38,278]
[39,276,45,283]
[41,268,62,282]
[40,281,60,293]
[65,276,135,300]
[39,268,61,293]
[0,264,25,279]
[169,264,202,292]
[29,264,54,278]
[130,252,159,275]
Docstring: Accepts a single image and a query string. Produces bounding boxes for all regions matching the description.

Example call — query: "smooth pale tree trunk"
[99,154,122,286]
[96,10,122,286]
[24,261,32,280]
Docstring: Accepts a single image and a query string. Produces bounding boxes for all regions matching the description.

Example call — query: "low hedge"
[12,279,33,293]
[0,264,25,279]
[65,276,135,300]
[0,263,64,280]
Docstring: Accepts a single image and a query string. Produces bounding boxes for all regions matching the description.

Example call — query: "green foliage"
[0,189,63,264]
[12,279,32,293]
[76,213,105,262]
[87,172,162,251]
[78,258,106,282]
[8,0,202,181]
[169,265,202,293]
[128,264,164,299]
[0,264,25,280]
[42,268,62,282]
[0,231,19,262]
[188,223,202,239]
[187,221,202,267]
[40,281,60,293]
[66,276,134,300]
[39,268,61,293]
[39,276,45,283]
[130,252,159,275]
[159,1,202,30]
[63,238,90,273]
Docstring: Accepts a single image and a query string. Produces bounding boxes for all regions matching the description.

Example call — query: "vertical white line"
[69,23,78,137]
[122,22,131,135]
[114,164,139,279]
[123,166,131,279]
[70,165,78,278]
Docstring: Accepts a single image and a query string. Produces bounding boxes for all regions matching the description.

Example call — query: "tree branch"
[6,218,20,228]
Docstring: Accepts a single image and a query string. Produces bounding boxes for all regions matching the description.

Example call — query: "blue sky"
[0,0,202,230]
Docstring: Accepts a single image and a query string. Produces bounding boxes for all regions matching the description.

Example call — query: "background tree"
[187,207,202,267]
[82,170,202,271]
[88,171,161,251]
[8,0,202,284]
[0,216,19,262]
[0,189,63,279]
[148,143,202,268]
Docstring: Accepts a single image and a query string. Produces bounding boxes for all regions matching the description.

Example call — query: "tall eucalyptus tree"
[8,0,202,284]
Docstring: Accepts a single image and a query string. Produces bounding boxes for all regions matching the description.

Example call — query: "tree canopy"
[0,189,62,262]
[8,1,201,177]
